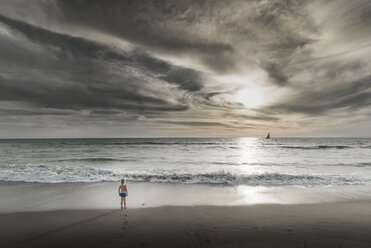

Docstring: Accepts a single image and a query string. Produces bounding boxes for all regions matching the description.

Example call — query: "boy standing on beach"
[118,179,128,209]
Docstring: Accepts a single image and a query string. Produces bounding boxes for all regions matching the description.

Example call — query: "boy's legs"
[124,197,127,209]
[120,197,123,209]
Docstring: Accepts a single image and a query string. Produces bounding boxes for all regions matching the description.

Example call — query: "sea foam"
[0,164,369,185]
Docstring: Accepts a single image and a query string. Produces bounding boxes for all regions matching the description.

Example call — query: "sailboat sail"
[266,132,270,139]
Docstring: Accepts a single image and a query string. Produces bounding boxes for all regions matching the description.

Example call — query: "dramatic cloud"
[0,0,370,137]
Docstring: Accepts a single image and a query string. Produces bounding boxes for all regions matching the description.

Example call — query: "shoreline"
[1,201,371,248]
[1,181,371,213]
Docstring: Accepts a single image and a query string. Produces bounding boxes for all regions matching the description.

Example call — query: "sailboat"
[266,132,270,139]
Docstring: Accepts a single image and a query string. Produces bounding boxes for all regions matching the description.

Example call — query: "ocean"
[1,137,370,186]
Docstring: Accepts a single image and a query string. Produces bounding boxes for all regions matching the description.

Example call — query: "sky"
[0,0,370,138]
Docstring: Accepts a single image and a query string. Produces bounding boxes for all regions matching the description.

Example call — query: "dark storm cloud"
[0,108,75,116]
[54,0,236,73]
[52,0,317,77]
[223,112,280,122]
[158,120,230,127]
[268,75,371,115]
[260,62,288,86]
[257,0,371,119]
[0,14,214,113]
[159,68,203,92]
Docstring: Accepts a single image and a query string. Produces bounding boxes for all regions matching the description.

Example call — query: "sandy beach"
[1,200,371,248]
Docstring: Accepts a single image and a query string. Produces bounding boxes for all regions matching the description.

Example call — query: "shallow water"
[1,181,371,213]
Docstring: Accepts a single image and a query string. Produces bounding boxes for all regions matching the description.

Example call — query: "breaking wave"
[282,145,351,150]
[54,158,135,163]
[0,164,368,186]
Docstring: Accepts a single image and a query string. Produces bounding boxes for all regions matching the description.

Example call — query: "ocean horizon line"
[1,136,371,140]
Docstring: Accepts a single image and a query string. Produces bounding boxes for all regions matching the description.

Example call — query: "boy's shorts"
[120,192,127,197]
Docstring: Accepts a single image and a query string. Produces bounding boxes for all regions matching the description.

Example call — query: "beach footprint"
[120,210,129,231]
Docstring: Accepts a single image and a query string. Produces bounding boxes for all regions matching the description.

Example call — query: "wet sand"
[2,181,371,213]
[1,201,371,248]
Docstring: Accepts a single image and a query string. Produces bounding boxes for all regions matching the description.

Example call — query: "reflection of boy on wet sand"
[118,179,128,209]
